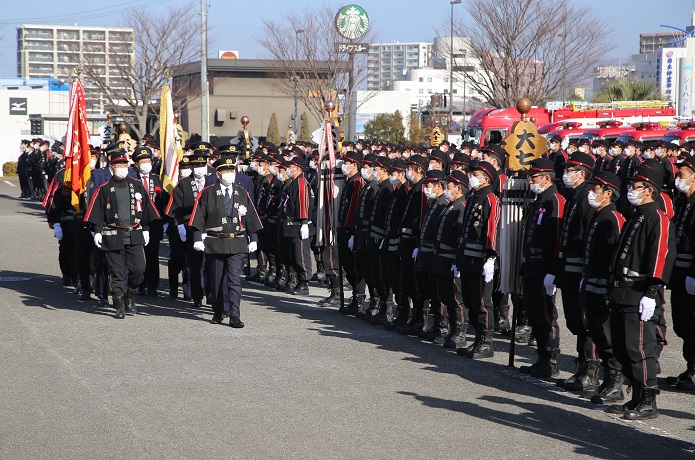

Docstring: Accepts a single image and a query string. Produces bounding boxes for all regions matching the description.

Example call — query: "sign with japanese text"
[502,120,548,172]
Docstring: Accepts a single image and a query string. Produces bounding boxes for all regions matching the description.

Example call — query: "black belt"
[208,231,243,238]
[107,223,140,231]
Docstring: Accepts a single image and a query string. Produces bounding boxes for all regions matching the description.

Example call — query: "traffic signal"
[30,118,42,135]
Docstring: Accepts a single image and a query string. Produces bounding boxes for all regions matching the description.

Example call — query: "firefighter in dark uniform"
[132,147,169,296]
[432,170,469,349]
[580,172,627,404]
[606,167,675,420]
[665,156,695,391]
[416,170,450,342]
[249,151,276,284]
[316,156,344,308]
[165,153,214,306]
[264,153,285,288]
[189,156,263,327]
[615,139,644,215]
[655,141,676,197]
[381,159,410,329]
[519,159,566,378]
[554,152,599,391]
[397,155,429,334]
[545,134,568,189]
[278,156,315,295]
[84,149,161,318]
[337,151,366,315]
[365,156,395,324]
[165,157,192,300]
[592,140,611,174]
[456,162,500,358]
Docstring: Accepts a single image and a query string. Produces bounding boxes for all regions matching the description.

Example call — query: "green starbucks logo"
[335,5,369,40]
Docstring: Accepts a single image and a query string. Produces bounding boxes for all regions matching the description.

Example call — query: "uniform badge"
[474,221,480,227]
[221,217,227,224]
[106,203,111,209]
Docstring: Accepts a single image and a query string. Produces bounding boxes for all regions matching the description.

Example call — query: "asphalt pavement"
[0,176,693,459]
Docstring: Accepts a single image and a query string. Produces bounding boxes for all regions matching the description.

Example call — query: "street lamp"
[294,29,305,124]
[449,0,462,127]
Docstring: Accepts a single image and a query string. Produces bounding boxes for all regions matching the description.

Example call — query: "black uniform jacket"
[522,184,566,278]
[582,203,625,296]
[353,179,378,251]
[457,184,500,274]
[278,173,315,238]
[338,173,364,233]
[416,194,449,272]
[399,178,426,256]
[557,181,595,287]
[383,183,409,254]
[367,178,395,249]
[45,168,90,225]
[189,182,262,255]
[669,192,695,288]
[432,195,466,276]
[84,177,160,250]
[609,201,675,306]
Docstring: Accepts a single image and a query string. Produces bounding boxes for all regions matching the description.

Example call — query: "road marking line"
[4,181,16,186]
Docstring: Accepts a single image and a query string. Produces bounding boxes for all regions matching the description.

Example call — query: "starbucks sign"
[335,5,369,40]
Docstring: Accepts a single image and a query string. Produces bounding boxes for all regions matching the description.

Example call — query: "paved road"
[0,177,694,459]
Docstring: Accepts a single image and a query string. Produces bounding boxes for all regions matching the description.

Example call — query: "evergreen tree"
[363,111,406,144]
[299,112,312,143]
[266,112,280,145]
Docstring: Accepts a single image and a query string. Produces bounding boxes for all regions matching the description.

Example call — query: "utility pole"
[449,0,462,126]
[200,0,209,141]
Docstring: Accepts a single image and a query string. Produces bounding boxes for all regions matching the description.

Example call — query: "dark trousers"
[368,249,390,301]
[355,249,373,294]
[168,229,187,295]
[58,236,76,282]
[208,253,244,319]
[384,253,406,307]
[583,287,621,371]
[185,231,205,301]
[105,245,146,299]
[611,303,658,387]
[19,171,30,197]
[140,237,161,291]
[671,272,695,366]
[338,231,365,294]
[92,247,110,300]
[561,274,595,360]
[64,220,93,289]
[320,243,340,288]
[287,236,312,283]
[256,231,272,277]
[461,272,493,331]
[437,273,466,323]
[522,275,560,351]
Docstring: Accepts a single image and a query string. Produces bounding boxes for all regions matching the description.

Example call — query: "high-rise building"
[367,42,432,91]
[17,24,135,112]
[639,32,686,54]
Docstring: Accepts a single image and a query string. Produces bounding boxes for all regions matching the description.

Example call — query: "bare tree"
[256,2,376,126]
[76,2,203,139]
[443,0,613,108]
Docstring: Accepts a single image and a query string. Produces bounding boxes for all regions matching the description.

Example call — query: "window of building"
[419,77,424,82]
[427,89,432,94]
[427,77,432,82]
[419,89,424,94]
[453,89,458,94]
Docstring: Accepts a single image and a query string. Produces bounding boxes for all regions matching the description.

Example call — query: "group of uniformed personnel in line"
[35,131,695,421]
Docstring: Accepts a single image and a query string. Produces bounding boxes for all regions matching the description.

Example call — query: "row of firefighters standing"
[43,138,695,422]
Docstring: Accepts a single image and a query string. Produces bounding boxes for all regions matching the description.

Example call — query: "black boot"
[520,349,560,378]
[399,301,425,335]
[467,330,494,359]
[446,322,468,350]
[78,282,92,302]
[339,294,359,315]
[590,369,624,404]
[285,271,299,293]
[369,301,389,325]
[497,303,511,333]
[125,288,137,314]
[361,296,380,320]
[563,359,600,392]
[514,324,532,343]
[319,288,340,307]
[113,296,126,319]
[623,386,659,420]
[290,282,309,296]
[607,383,641,414]
[390,303,410,330]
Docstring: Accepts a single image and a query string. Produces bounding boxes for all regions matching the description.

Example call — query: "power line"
[0,0,170,25]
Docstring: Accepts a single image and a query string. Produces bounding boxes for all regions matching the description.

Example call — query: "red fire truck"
[662,122,695,145]
[464,102,676,147]
[616,122,673,144]
[579,120,635,144]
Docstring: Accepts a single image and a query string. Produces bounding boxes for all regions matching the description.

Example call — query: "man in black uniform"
[189,156,263,327]
[554,152,599,391]
[519,159,566,378]
[606,167,675,420]
[132,147,169,296]
[249,151,276,285]
[580,172,627,404]
[665,156,695,391]
[351,154,378,316]
[278,156,314,295]
[84,149,160,318]
[456,162,500,358]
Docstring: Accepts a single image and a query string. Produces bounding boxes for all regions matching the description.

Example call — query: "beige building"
[174,59,344,142]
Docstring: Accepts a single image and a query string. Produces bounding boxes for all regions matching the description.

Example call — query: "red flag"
[64,81,91,212]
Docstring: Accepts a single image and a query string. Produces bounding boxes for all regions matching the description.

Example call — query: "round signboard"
[335,5,369,40]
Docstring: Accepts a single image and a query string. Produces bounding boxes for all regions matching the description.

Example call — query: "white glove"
[163,223,169,233]
[543,274,556,296]
[201,233,207,241]
[451,264,460,278]
[143,230,150,246]
[412,248,419,260]
[193,241,205,252]
[93,232,102,248]
[53,223,63,241]
[686,276,695,296]
[300,224,309,240]
[483,258,495,283]
[348,235,354,251]
[639,296,656,322]
[248,241,258,253]
[178,224,187,242]
[579,279,584,292]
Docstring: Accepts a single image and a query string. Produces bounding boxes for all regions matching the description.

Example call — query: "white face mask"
[309,160,316,170]
[578,146,587,153]
[469,175,480,190]
[361,167,372,181]
[139,163,152,175]
[90,159,97,170]
[406,170,415,182]
[625,147,636,156]
[371,170,378,181]
[389,175,400,186]
[40,145,47,152]
[194,166,207,179]
[219,172,234,186]
[276,172,286,182]
[562,171,577,188]
[655,148,663,157]
[341,163,351,176]
[608,148,619,157]
[627,189,644,206]
[257,166,266,176]
[112,167,128,180]
[529,182,546,195]
[427,163,437,171]
[423,187,436,199]
[443,189,453,200]
[587,191,605,209]
[268,165,277,175]
[249,161,257,171]
[180,168,192,178]
[675,177,692,193]
[642,151,654,160]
